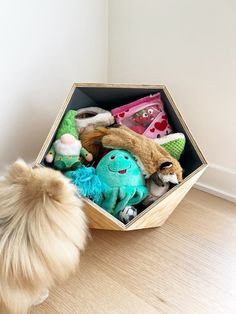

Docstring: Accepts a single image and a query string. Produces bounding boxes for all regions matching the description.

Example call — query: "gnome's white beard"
[54,139,81,156]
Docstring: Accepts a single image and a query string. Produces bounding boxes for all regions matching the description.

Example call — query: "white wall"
[0,0,108,167]
[0,0,235,201]
[108,0,236,201]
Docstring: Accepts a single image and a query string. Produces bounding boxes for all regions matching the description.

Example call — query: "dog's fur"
[0,160,87,314]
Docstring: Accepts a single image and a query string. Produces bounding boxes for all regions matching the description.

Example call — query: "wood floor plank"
[32,189,236,314]
[31,254,157,314]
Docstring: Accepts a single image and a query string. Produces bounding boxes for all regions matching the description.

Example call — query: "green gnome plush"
[45,110,93,171]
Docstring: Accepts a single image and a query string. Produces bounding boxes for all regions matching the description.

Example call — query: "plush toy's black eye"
[110,155,115,159]
[124,156,129,159]
[160,161,173,170]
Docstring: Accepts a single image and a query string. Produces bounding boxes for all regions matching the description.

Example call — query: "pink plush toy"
[112,93,172,139]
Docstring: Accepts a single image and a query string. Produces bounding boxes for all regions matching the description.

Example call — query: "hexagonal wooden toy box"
[35,83,207,231]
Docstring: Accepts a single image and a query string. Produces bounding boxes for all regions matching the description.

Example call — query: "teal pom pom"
[65,166,105,203]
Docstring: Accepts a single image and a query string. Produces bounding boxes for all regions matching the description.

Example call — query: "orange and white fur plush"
[81,126,183,182]
[0,160,87,314]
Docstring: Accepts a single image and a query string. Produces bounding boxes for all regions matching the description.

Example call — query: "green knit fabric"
[160,137,186,160]
[56,110,78,139]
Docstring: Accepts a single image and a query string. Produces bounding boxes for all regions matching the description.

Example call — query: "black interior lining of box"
[41,87,203,178]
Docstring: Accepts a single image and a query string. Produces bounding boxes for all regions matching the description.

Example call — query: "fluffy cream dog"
[0,160,87,314]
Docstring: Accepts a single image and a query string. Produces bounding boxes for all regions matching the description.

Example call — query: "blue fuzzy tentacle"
[65,166,105,203]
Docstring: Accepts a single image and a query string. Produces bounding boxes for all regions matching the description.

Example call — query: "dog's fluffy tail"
[0,287,41,314]
[0,160,88,314]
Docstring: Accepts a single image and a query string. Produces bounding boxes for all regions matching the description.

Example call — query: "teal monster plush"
[65,149,148,220]
[96,150,148,217]
[45,110,93,171]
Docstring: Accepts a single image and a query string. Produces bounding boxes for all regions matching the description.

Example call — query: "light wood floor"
[31,188,236,314]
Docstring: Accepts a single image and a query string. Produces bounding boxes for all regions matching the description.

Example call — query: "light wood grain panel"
[163,86,207,164]
[34,83,207,231]
[83,166,207,231]
[83,199,125,231]
[35,84,76,165]
[31,189,236,314]
[127,167,206,230]
[35,83,166,165]
[31,254,157,314]
[74,82,166,89]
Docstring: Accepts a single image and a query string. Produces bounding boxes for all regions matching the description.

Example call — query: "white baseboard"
[195,182,236,203]
[194,163,236,204]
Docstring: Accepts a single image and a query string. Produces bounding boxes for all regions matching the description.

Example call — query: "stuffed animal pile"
[45,94,186,224]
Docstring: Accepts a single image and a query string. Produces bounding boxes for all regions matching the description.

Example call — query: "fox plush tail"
[80,127,109,158]
[80,126,183,183]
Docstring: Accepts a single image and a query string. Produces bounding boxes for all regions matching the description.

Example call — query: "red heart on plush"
[119,112,125,117]
[150,128,155,132]
[154,120,167,131]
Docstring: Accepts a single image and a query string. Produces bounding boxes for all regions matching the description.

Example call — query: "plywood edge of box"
[35,84,77,165]
[34,83,208,232]
[163,86,207,165]
[73,83,207,166]
[35,82,207,167]
[126,165,207,231]
[83,199,125,231]
[84,165,207,231]
[73,82,166,90]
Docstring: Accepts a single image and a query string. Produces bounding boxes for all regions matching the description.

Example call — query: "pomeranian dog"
[0,160,87,314]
